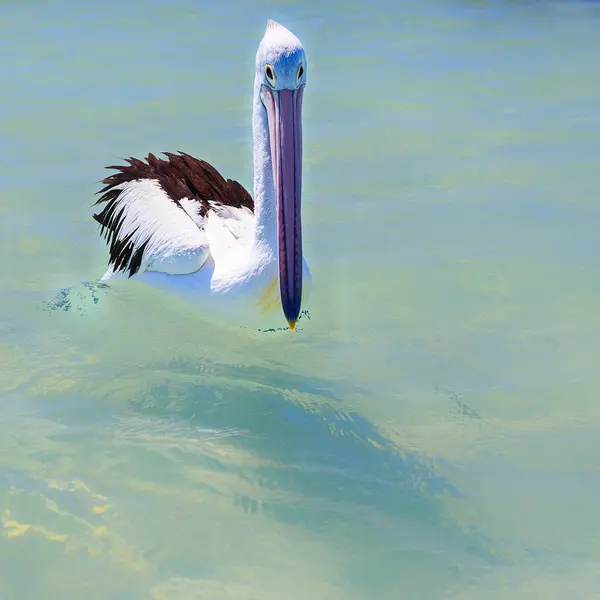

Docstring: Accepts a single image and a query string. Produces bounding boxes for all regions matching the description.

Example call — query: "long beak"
[262,84,304,330]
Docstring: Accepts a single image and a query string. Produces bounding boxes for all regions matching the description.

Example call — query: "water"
[2,0,600,597]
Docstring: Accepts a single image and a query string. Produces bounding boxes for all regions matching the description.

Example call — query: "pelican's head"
[256,20,306,330]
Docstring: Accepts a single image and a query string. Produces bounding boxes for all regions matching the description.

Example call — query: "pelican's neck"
[251,76,277,252]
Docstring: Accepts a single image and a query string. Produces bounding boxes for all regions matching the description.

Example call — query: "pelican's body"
[93,20,310,330]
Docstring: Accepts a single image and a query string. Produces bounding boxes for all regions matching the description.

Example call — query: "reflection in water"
[116,358,499,585]
[1,345,497,596]
[128,358,460,509]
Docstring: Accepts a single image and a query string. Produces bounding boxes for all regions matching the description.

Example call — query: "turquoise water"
[2,0,600,597]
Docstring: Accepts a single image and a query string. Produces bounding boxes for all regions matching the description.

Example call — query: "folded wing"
[93,152,253,278]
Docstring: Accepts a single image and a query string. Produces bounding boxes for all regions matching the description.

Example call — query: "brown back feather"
[94,151,253,219]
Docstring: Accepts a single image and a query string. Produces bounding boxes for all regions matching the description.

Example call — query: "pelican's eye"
[297,63,304,82]
[265,64,276,86]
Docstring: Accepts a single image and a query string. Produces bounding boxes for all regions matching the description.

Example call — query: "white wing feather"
[100,179,209,279]
[98,179,255,281]
[208,201,255,242]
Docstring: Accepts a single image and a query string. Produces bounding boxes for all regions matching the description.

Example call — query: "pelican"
[92,20,310,331]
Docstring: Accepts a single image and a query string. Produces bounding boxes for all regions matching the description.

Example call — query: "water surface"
[2,0,600,598]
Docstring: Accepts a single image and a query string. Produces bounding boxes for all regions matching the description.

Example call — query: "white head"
[255,20,306,330]
[256,20,307,91]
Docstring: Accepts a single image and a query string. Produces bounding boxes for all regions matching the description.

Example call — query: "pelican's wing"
[93,152,253,278]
